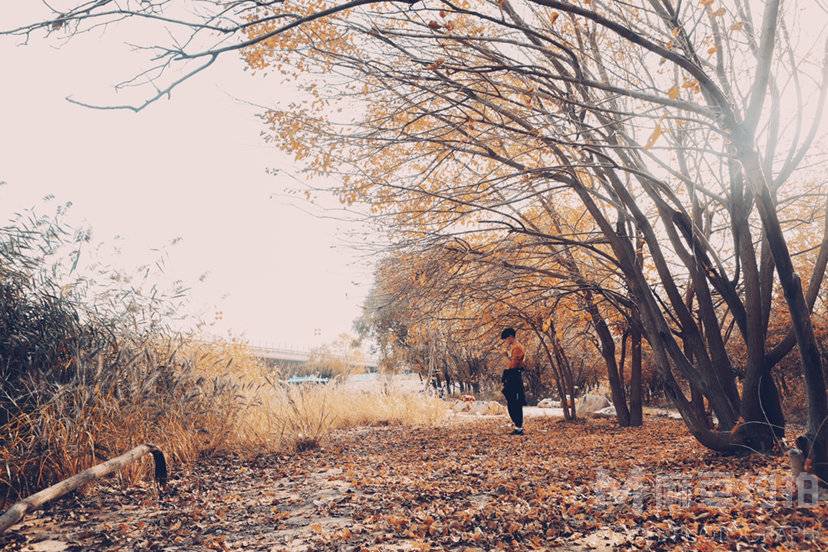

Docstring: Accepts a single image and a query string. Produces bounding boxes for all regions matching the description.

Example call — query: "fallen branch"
[0,444,167,534]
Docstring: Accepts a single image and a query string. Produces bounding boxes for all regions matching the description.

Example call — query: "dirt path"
[2,450,364,551]
[1,417,825,551]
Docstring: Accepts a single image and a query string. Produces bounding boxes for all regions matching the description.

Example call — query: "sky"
[2,1,827,352]
[0,4,376,350]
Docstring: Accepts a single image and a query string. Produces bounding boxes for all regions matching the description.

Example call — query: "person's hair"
[500,327,516,340]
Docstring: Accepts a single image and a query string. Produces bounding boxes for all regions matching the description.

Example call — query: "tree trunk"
[570,177,748,454]
[533,321,575,420]
[689,384,710,429]
[735,134,828,481]
[629,321,643,427]
[585,292,631,427]
[549,320,577,420]
[0,444,167,534]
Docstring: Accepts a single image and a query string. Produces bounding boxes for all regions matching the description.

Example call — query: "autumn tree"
[246,0,828,472]
[359,234,631,420]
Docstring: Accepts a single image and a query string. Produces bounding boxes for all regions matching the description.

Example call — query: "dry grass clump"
[0,339,447,505]
[0,207,446,506]
[178,341,449,453]
[0,339,253,502]
[0,209,270,504]
[255,381,448,452]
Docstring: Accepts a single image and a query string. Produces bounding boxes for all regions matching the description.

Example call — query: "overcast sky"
[3,2,828,351]
[0,5,375,350]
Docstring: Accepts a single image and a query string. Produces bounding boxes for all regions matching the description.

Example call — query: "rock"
[577,393,611,414]
[467,402,484,414]
[594,406,617,417]
[450,400,504,414]
[537,398,560,408]
[469,401,505,415]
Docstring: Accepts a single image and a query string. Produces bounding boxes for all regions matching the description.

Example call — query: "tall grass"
[258,379,448,450]
[0,339,246,502]
[0,205,445,507]
[0,340,447,504]
[184,340,448,452]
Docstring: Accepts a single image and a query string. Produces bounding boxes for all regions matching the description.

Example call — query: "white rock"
[594,406,617,417]
[578,393,611,414]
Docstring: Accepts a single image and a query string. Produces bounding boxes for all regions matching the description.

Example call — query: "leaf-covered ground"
[2,417,826,551]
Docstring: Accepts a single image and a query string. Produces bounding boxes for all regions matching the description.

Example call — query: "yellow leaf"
[731,21,744,31]
[707,46,718,55]
[549,12,559,25]
[712,7,726,16]
[645,124,663,150]
[700,0,714,6]
[667,86,680,100]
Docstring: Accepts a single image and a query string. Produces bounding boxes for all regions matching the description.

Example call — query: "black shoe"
[511,428,524,435]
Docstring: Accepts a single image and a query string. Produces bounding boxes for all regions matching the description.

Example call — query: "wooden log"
[0,444,167,534]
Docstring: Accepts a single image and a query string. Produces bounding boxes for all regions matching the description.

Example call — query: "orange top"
[508,341,525,369]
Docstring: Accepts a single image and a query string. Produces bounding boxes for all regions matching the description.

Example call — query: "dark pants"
[506,393,524,428]
[502,369,526,428]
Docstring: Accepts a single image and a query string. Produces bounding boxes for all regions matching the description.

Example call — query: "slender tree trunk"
[689,384,710,429]
[533,322,574,420]
[549,320,577,419]
[619,329,628,387]
[629,320,643,427]
[584,292,631,426]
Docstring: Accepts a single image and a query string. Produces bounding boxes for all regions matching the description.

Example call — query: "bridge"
[248,343,378,371]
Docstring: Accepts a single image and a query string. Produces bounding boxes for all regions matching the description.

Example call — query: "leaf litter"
[1,418,826,551]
